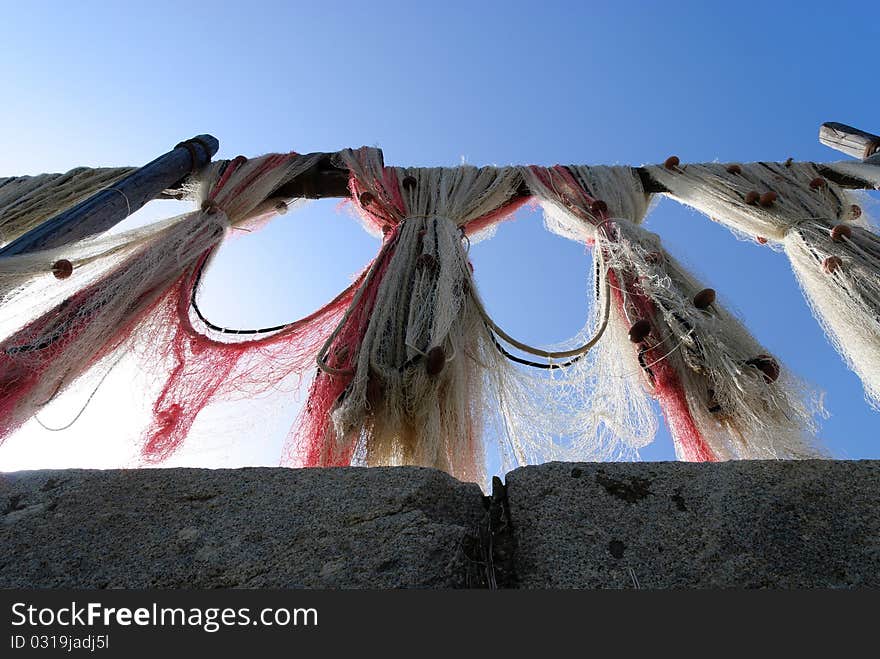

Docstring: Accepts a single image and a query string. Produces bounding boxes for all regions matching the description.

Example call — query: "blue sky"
[1,0,878,472]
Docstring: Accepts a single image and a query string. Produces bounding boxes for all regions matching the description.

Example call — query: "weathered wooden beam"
[125,125,880,215]
[158,151,359,202]
[274,153,355,199]
[233,157,880,204]
[820,122,880,160]
[0,135,219,257]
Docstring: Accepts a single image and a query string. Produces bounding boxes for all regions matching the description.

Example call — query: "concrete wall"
[2,460,878,588]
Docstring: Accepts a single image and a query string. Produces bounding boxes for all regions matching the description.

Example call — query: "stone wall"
[2,460,878,588]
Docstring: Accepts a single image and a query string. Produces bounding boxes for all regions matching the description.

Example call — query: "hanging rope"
[470,246,611,362]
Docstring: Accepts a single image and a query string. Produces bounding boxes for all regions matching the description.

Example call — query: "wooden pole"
[11,123,874,246]
[0,135,219,257]
[254,157,879,205]
[820,122,880,161]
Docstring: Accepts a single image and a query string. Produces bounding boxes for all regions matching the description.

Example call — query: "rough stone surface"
[507,460,880,588]
[3,461,879,588]
[0,467,485,588]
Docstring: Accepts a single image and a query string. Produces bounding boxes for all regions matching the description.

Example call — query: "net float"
[758,191,778,207]
[822,256,843,274]
[746,354,780,383]
[664,155,680,170]
[628,319,652,343]
[426,346,446,376]
[52,259,74,280]
[830,224,852,242]
[693,288,716,309]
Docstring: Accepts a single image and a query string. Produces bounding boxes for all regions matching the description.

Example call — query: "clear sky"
[0,0,878,475]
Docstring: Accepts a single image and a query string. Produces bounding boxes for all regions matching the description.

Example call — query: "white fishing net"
[0,153,323,445]
[650,160,880,409]
[0,167,134,247]
[524,164,821,461]
[318,149,524,483]
[0,149,845,483]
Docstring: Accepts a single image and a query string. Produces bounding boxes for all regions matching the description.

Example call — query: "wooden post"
[0,135,219,257]
[222,152,880,201]
[819,122,880,162]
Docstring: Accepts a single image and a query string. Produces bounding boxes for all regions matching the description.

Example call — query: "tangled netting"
[283,147,527,484]
[523,165,820,461]
[650,161,880,409]
[0,167,134,247]
[0,151,332,461]
[4,148,871,484]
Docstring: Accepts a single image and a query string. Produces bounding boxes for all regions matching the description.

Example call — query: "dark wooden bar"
[192,121,880,204]
[9,123,874,253]
[229,153,880,203]
[84,123,880,213]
